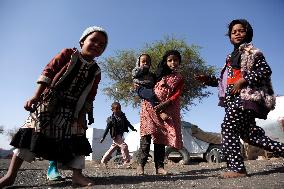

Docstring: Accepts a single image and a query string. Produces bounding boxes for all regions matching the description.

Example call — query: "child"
[132,54,158,107]
[195,19,284,178]
[132,53,180,120]
[100,102,137,166]
[0,26,108,187]
[137,50,184,175]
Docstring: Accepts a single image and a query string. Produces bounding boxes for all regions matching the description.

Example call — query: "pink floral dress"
[140,72,184,149]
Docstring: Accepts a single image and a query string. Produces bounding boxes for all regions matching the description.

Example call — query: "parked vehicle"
[164,122,222,164]
[109,121,223,165]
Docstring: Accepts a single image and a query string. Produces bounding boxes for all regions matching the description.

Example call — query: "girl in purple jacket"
[196,19,284,178]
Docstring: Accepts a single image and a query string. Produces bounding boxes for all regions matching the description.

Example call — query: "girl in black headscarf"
[137,50,184,175]
[156,50,182,82]
[195,19,283,178]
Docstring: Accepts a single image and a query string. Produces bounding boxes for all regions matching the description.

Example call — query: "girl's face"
[166,54,180,70]
[230,24,247,45]
[139,55,151,68]
[80,31,107,60]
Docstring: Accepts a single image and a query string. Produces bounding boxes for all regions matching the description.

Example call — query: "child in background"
[0,26,108,187]
[137,50,184,175]
[195,19,284,178]
[100,102,137,166]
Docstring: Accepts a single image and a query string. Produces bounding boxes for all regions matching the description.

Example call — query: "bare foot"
[220,171,247,178]
[136,165,144,175]
[72,174,94,187]
[159,112,169,120]
[101,161,108,169]
[156,168,170,175]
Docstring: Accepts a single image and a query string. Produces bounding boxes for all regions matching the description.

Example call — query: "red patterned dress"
[140,71,184,149]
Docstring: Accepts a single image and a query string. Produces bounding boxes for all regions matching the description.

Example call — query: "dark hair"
[138,54,151,66]
[227,19,253,43]
[156,50,181,81]
[111,102,121,109]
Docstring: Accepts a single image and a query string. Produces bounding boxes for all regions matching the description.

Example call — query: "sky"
[0,0,283,149]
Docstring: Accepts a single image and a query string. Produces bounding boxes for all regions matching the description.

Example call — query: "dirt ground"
[0,158,284,189]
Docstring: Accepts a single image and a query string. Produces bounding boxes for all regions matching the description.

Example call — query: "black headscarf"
[227,19,253,69]
[228,19,253,44]
[156,50,181,81]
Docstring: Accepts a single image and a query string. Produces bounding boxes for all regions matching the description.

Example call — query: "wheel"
[165,146,190,165]
[205,144,222,163]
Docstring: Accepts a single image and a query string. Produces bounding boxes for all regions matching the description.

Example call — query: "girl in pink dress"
[137,50,184,175]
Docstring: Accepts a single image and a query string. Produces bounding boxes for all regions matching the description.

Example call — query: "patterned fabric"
[24,51,99,138]
[10,48,101,161]
[221,101,284,173]
[219,44,284,173]
[238,43,275,111]
[218,43,275,115]
[140,72,183,149]
[217,43,275,119]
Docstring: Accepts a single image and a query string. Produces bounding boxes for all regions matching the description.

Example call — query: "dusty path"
[0,158,284,188]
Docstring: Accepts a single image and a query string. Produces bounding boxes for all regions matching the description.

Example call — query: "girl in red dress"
[137,50,184,175]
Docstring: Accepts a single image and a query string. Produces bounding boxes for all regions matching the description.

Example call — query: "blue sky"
[0,0,283,149]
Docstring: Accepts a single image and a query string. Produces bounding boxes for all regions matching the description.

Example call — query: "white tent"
[85,128,112,160]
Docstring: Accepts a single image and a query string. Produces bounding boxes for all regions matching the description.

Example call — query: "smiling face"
[230,23,247,46]
[166,54,180,70]
[80,31,107,61]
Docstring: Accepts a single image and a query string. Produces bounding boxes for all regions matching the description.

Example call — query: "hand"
[141,64,150,70]
[133,129,137,132]
[154,100,171,113]
[231,78,247,95]
[24,96,40,112]
[194,74,210,85]
[100,138,104,143]
[78,110,87,129]
[133,83,140,90]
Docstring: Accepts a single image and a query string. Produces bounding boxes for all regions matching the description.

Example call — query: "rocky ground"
[0,158,284,189]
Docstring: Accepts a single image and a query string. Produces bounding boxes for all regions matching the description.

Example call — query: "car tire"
[165,146,190,165]
[205,145,222,163]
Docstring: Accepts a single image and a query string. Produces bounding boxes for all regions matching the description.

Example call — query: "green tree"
[101,36,216,112]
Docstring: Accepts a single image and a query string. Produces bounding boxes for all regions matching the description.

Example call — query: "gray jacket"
[132,56,156,88]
